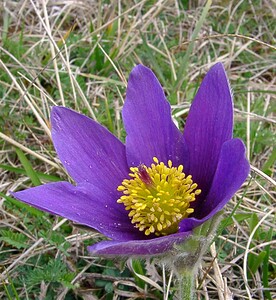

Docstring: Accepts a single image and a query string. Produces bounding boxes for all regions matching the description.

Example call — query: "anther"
[117,157,201,236]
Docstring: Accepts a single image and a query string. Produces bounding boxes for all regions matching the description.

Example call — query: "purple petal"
[88,231,191,256]
[179,138,250,232]
[122,65,186,167]
[184,63,233,197]
[12,182,145,240]
[51,107,129,192]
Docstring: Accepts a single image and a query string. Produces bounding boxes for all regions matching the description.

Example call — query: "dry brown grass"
[0,0,275,299]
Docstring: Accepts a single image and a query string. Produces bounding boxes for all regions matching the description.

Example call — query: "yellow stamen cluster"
[117,157,201,236]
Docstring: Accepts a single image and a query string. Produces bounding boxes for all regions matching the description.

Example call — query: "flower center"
[117,157,201,236]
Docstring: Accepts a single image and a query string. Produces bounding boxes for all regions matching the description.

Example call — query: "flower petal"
[12,182,144,240]
[51,107,129,192]
[88,231,191,256]
[122,65,186,167]
[179,138,250,231]
[184,63,233,196]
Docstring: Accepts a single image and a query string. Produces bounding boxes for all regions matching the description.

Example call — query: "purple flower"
[12,63,250,256]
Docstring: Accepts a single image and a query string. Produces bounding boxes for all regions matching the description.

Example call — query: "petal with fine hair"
[184,63,233,199]
[51,107,129,192]
[12,182,144,240]
[87,231,191,256]
[123,65,186,167]
[178,138,250,232]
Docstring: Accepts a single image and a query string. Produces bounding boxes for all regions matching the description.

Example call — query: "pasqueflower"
[13,63,250,256]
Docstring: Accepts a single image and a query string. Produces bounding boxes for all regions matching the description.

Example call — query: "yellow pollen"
[117,157,201,236]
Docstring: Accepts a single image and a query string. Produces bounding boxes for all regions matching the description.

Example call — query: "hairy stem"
[178,270,196,300]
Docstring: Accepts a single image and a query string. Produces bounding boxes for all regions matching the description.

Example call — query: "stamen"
[117,157,201,236]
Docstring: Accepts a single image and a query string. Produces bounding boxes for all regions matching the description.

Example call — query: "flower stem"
[178,270,195,300]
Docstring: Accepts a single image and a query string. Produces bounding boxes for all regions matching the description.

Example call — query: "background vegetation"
[0,0,275,299]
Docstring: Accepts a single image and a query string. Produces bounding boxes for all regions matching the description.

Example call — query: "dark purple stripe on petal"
[51,107,129,192]
[179,138,249,231]
[87,231,191,256]
[123,65,186,167]
[12,182,144,240]
[184,63,233,198]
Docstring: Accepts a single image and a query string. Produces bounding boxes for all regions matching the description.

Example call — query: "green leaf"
[25,258,73,287]
[132,259,146,289]
[104,282,114,293]
[248,251,267,276]
[0,230,28,249]
[248,213,260,240]
[39,230,71,254]
[219,213,251,230]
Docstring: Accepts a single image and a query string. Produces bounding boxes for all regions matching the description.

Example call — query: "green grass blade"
[2,10,10,43]
[140,31,166,86]
[262,147,276,176]
[174,0,212,90]
[104,97,114,133]
[0,164,61,182]
[0,192,44,217]
[217,179,251,234]
[263,228,273,300]
[15,147,41,186]
[3,276,20,300]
